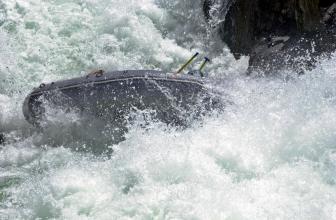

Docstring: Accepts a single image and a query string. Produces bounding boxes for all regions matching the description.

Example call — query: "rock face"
[295,0,321,31]
[204,0,336,73]
[249,30,336,74]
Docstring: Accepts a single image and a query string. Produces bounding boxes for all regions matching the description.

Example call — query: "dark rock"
[215,0,325,57]
[249,29,336,74]
[294,0,321,32]
[218,0,258,57]
[320,0,336,7]
[0,133,5,145]
[203,0,336,73]
[323,3,336,27]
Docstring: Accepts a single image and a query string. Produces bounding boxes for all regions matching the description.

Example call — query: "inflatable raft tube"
[23,70,221,126]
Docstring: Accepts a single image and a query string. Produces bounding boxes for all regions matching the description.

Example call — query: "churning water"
[0,0,336,219]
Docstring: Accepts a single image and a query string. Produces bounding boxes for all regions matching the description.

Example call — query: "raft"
[23,70,221,126]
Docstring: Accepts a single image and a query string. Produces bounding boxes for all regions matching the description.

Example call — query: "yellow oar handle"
[199,57,210,72]
[177,52,199,74]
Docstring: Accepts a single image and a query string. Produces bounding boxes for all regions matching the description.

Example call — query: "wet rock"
[218,0,257,57]
[249,30,336,74]
[295,0,321,32]
[0,133,5,145]
[323,3,336,27]
[203,0,336,73]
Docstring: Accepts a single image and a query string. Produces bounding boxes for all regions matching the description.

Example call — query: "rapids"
[0,0,336,219]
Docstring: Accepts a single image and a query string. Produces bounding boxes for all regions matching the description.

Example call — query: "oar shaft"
[177,52,199,74]
[199,57,210,72]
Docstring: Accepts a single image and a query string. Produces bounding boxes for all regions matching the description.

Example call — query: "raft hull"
[23,70,219,126]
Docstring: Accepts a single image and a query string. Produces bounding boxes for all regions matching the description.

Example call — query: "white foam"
[0,0,336,219]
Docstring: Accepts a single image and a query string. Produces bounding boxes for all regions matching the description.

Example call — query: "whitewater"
[0,0,336,219]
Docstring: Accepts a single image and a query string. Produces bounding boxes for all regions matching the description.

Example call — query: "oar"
[176,52,199,74]
[198,57,210,77]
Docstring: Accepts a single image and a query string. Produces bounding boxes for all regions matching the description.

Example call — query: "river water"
[0,0,336,219]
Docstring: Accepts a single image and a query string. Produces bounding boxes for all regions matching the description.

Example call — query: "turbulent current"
[0,0,336,219]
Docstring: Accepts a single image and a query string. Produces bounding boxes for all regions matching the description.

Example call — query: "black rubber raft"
[23,70,222,127]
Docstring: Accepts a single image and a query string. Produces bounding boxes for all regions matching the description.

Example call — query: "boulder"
[203,0,336,73]
[249,30,336,74]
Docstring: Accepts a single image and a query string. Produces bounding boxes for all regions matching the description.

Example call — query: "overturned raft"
[23,70,221,126]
